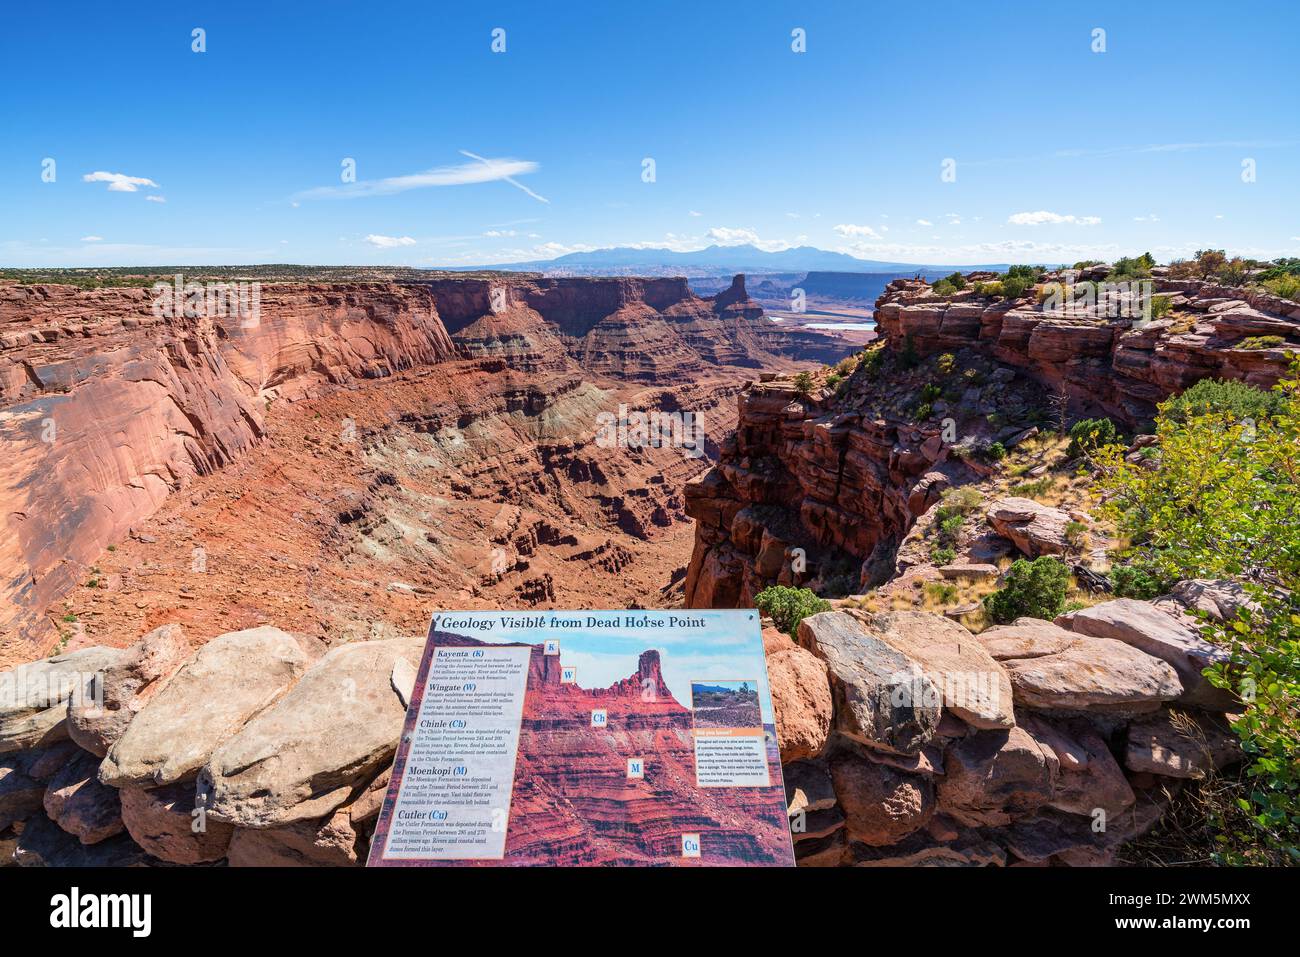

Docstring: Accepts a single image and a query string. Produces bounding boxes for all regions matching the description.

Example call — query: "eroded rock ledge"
[684,274,1298,606]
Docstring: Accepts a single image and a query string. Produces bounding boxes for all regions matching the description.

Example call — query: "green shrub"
[944,271,967,290]
[754,585,832,636]
[1237,336,1286,351]
[974,281,1005,298]
[1067,417,1118,457]
[932,279,957,297]
[825,371,844,391]
[1150,294,1173,319]
[1064,520,1089,550]
[982,556,1071,623]
[1108,563,1169,600]
[1000,276,1031,299]
[931,546,957,565]
[1107,253,1155,281]
[914,402,933,420]
[1262,274,1300,301]
[979,441,1006,462]
[897,335,920,370]
[1161,377,1283,426]
[1004,264,1042,281]
[792,371,815,397]
[936,353,956,375]
[925,582,959,604]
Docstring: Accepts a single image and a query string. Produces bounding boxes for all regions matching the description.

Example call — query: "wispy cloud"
[363,234,416,248]
[145,195,166,203]
[80,235,103,242]
[296,153,545,201]
[1008,210,1101,226]
[82,171,159,193]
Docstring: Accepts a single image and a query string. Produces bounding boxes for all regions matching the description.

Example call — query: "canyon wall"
[0,276,848,655]
[685,275,1300,608]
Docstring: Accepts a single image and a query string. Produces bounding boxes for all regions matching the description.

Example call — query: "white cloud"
[83,171,159,193]
[363,234,417,248]
[80,235,103,242]
[833,223,882,239]
[484,229,517,237]
[915,219,933,227]
[1133,214,1160,222]
[688,210,702,217]
[146,195,166,203]
[705,226,797,251]
[1007,210,1101,226]
[945,213,962,225]
[297,154,545,201]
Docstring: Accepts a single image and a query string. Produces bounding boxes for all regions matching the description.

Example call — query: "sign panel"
[367,610,795,867]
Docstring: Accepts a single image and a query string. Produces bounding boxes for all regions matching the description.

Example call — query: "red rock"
[830,751,934,846]
[120,781,234,864]
[766,645,832,762]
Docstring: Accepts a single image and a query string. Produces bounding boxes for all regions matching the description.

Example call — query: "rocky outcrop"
[201,637,424,827]
[1056,599,1235,709]
[0,646,124,753]
[99,627,314,787]
[979,619,1183,714]
[684,271,1297,609]
[763,606,1240,866]
[66,623,189,756]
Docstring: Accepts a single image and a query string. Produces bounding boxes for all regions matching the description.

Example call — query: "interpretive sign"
[367,610,795,866]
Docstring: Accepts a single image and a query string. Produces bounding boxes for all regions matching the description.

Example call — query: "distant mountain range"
[457,243,1013,277]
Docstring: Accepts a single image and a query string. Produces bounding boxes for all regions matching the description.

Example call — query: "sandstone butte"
[2,263,1297,866]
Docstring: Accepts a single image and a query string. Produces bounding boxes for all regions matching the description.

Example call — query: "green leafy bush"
[792,371,815,397]
[936,353,957,375]
[931,546,956,565]
[932,279,957,297]
[1067,417,1118,457]
[1161,377,1283,426]
[982,556,1071,623]
[1096,362,1300,862]
[754,585,832,636]
[1150,294,1173,319]
[1261,273,1300,301]
[974,281,1004,298]
[1108,563,1169,599]
[1000,276,1031,299]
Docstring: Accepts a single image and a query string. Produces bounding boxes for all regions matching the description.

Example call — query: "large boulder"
[978,619,1182,714]
[797,612,940,754]
[0,753,49,831]
[938,726,1057,827]
[201,637,424,828]
[67,623,190,757]
[100,627,314,787]
[1,647,125,753]
[766,644,832,762]
[226,809,361,867]
[1057,598,1235,709]
[856,610,1014,730]
[1155,579,1254,623]
[1021,716,1135,818]
[42,749,125,845]
[1125,709,1241,780]
[985,497,1071,557]
[120,781,235,864]
[830,751,934,846]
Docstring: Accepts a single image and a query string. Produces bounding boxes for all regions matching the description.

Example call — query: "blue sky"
[2,0,1296,268]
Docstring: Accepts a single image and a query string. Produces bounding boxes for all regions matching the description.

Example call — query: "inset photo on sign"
[690,680,763,730]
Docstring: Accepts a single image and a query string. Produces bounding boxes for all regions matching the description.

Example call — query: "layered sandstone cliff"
[0,275,850,656]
